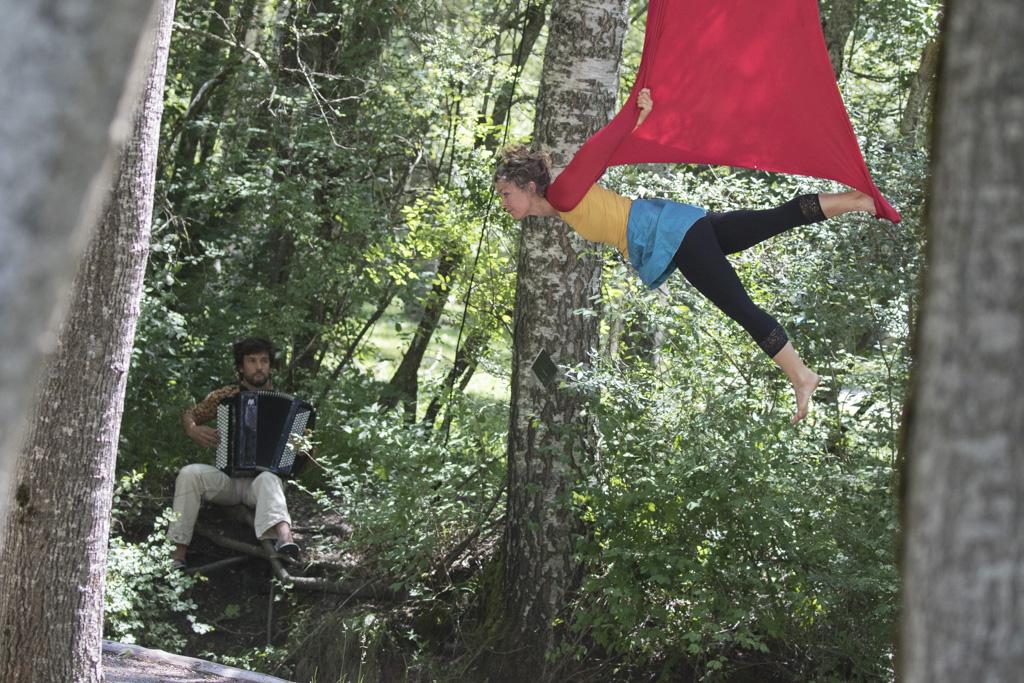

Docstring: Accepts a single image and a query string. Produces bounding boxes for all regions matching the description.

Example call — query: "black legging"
[671,194,826,357]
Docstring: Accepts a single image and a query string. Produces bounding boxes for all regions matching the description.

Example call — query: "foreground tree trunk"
[0,0,157,534]
[900,3,1024,681]
[0,2,175,680]
[481,0,629,679]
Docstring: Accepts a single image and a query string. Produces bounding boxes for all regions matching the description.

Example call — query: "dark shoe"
[274,541,300,560]
[170,558,188,571]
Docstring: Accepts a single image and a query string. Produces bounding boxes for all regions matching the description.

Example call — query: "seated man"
[169,336,299,568]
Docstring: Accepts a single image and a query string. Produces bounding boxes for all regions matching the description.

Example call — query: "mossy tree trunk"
[0,2,175,680]
[0,0,158,543]
[900,2,1024,680]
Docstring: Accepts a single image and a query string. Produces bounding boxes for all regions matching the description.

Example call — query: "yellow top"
[558,184,631,259]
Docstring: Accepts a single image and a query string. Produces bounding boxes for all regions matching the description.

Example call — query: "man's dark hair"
[233,336,276,370]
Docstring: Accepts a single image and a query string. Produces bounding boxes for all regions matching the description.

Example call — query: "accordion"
[216,390,315,478]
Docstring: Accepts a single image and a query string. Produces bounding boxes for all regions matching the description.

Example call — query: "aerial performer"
[495,0,899,424]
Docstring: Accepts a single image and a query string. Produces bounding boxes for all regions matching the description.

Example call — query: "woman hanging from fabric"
[495,89,878,424]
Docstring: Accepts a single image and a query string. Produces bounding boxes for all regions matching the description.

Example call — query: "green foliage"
[105,473,210,650]
[198,645,291,678]
[554,124,921,679]
[104,529,209,652]
[302,396,506,589]
[111,0,933,678]
[564,351,899,680]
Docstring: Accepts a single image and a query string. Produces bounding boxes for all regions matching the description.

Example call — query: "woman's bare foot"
[791,371,820,424]
[771,341,820,425]
[819,190,876,218]
[850,190,876,214]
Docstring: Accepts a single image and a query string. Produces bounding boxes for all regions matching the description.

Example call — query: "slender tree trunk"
[339,284,397,369]
[437,358,486,438]
[622,308,666,369]
[605,312,625,358]
[0,2,175,680]
[900,3,1024,681]
[899,34,941,146]
[380,246,463,418]
[482,0,629,679]
[422,326,491,428]
[195,1,259,165]
[170,0,232,180]
[0,0,158,537]
[821,0,859,79]
[272,0,412,379]
[480,0,551,151]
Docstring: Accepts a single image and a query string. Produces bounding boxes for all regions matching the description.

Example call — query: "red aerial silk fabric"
[547,0,900,223]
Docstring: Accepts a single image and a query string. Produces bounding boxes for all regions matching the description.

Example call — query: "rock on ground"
[103,640,293,683]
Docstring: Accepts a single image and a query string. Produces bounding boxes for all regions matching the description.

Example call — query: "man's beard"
[242,371,270,388]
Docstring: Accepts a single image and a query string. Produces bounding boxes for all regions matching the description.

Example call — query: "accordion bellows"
[216,390,315,478]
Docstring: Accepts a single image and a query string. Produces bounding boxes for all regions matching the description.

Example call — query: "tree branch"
[172,21,269,70]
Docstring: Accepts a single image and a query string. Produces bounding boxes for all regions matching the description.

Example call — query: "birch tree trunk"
[900,2,1024,681]
[0,0,158,535]
[0,2,175,681]
[486,0,629,679]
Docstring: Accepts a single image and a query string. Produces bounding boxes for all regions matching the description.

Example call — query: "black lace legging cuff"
[758,324,789,357]
[673,196,818,359]
[797,193,826,223]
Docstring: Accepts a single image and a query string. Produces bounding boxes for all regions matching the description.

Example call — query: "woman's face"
[495,179,536,220]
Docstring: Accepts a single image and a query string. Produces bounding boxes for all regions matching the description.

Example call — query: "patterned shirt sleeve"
[185,384,239,425]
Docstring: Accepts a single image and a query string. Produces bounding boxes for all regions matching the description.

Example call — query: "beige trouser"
[168,463,291,545]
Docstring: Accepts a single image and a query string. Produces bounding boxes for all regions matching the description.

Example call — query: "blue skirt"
[626,198,706,289]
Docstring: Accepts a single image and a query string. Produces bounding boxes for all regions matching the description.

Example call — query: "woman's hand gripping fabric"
[634,87,653,131]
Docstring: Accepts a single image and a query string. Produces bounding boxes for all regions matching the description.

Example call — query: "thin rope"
[443,0,536,444]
